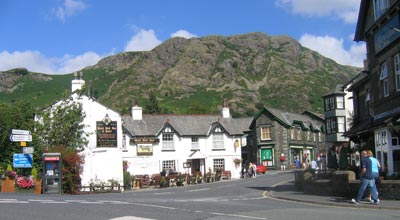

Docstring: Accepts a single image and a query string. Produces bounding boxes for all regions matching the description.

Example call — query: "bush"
[123,171,132,190]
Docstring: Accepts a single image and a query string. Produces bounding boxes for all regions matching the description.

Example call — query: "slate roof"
[122,114,253,137]
[255,106,324,131]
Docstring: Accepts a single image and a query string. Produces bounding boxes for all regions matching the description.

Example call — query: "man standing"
[351,150,379,205]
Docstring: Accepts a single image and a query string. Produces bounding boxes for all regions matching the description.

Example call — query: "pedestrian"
[280,154,286,171]
[366,150,381,202]
[248,162,253,178]
[252,162,257,178]
[351,150,379,205]
[310,159,318,178]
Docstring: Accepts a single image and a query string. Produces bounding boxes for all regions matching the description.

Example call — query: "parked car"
[256,165,267,174]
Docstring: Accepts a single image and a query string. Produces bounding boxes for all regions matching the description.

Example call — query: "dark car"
[256,165,267,174]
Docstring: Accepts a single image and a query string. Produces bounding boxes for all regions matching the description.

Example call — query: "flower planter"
[34,180,42,194]
[1,178,15,193]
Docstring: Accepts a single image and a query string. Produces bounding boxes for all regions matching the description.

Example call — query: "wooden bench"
[221,171,231,180]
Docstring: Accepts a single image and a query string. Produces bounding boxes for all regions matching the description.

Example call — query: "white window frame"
[212,133,224,150]
[162,160,175,171]
[261,127,271,140]
[191,137,199,150]
[337,116,345,133]
[162,133,174,150]
[213,158,225,172]
[336,96,344,109]
[381,62,389,97]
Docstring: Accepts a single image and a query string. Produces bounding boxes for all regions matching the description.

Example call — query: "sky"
[0,0,366,75]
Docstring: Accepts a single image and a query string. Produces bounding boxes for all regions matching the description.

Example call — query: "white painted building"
[121,103,252,179]
[69,73,124,187]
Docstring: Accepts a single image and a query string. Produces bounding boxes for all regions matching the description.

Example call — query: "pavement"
[267,179,400,210]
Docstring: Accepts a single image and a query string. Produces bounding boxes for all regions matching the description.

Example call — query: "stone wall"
[294,170,400,200]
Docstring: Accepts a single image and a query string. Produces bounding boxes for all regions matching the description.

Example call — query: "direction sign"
[13,153,33,168]
[9,134,32,142]
[11,129,31,135]
[23,147,34,154]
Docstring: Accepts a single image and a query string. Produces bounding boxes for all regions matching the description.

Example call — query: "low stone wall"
[294,170,400,200]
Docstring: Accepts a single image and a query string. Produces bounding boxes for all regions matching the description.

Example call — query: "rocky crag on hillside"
[0,32,360,116]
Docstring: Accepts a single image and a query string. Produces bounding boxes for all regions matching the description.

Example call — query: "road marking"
[186,188,210,192]
[41,201,68,204]
[0,199,29,204]
[130,202,177,210]
[109,216,155,220]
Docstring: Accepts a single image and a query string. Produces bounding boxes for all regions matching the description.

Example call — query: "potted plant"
[160,176,168,188]
[31,167,42,194]
[1,165,16,192]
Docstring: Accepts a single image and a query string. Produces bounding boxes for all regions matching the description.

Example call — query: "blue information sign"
[13,153,33,168]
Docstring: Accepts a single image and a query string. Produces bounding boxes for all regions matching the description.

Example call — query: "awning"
[188,150,206,159]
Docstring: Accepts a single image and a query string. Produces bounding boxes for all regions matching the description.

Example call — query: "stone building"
[348,0,400,176]
[247,106,325,170]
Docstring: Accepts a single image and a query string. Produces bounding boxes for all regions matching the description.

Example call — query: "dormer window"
[212,126,224,150]
[162,126,174,151]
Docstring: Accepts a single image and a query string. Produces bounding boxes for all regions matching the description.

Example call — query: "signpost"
[10,129,32,142]
[9,134,32,142]
[13,153,33,168]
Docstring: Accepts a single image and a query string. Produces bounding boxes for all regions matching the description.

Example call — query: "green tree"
[0,101,35,168]
[34,97,89,151]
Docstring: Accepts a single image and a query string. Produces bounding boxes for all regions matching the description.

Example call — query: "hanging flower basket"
[233,158,242,165]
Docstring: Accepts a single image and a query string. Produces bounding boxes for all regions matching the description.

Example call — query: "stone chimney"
[71,71,85,93]
[131,101,143,120]
[222,100,231,118]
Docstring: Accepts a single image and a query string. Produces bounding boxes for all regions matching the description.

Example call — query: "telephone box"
[42,153,62,194]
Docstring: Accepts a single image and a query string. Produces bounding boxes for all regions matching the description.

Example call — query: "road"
[0,172,399,220]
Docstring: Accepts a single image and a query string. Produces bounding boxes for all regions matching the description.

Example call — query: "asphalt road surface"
[0,172,399,220]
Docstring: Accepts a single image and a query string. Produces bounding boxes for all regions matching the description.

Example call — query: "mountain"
[0,32,360,116]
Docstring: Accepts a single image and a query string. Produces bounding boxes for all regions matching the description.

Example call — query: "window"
[337,117,345,133]
[213,158,225,172]
[162,160,175,171]
[380,62,389,97]
[336,96,344,109]
[296,127,302,140]
[162,133,174,150]
[324,97,335,111]
[261,127,271,140]
[213,133,224,149]
[306,131,310,141]
[395,53,400,91]
[313,132,317,142]
[373,0,389,20]
[326,119,331,134]
[191,137,199,150]
[318,132,322,142]
[290,128,295,140]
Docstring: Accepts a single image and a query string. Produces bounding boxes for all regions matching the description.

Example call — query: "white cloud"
[124,29,162,52]
[275,0,360,24]
[171,30,198,39]
[0,50,103,74]
[58,51,102,73]
[299,34,366,67]
[52,0,87,22]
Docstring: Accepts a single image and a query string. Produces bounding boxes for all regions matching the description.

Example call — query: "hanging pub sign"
[96,116,118,147]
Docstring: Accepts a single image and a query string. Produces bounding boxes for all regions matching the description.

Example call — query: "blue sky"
[0,0,365,74]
